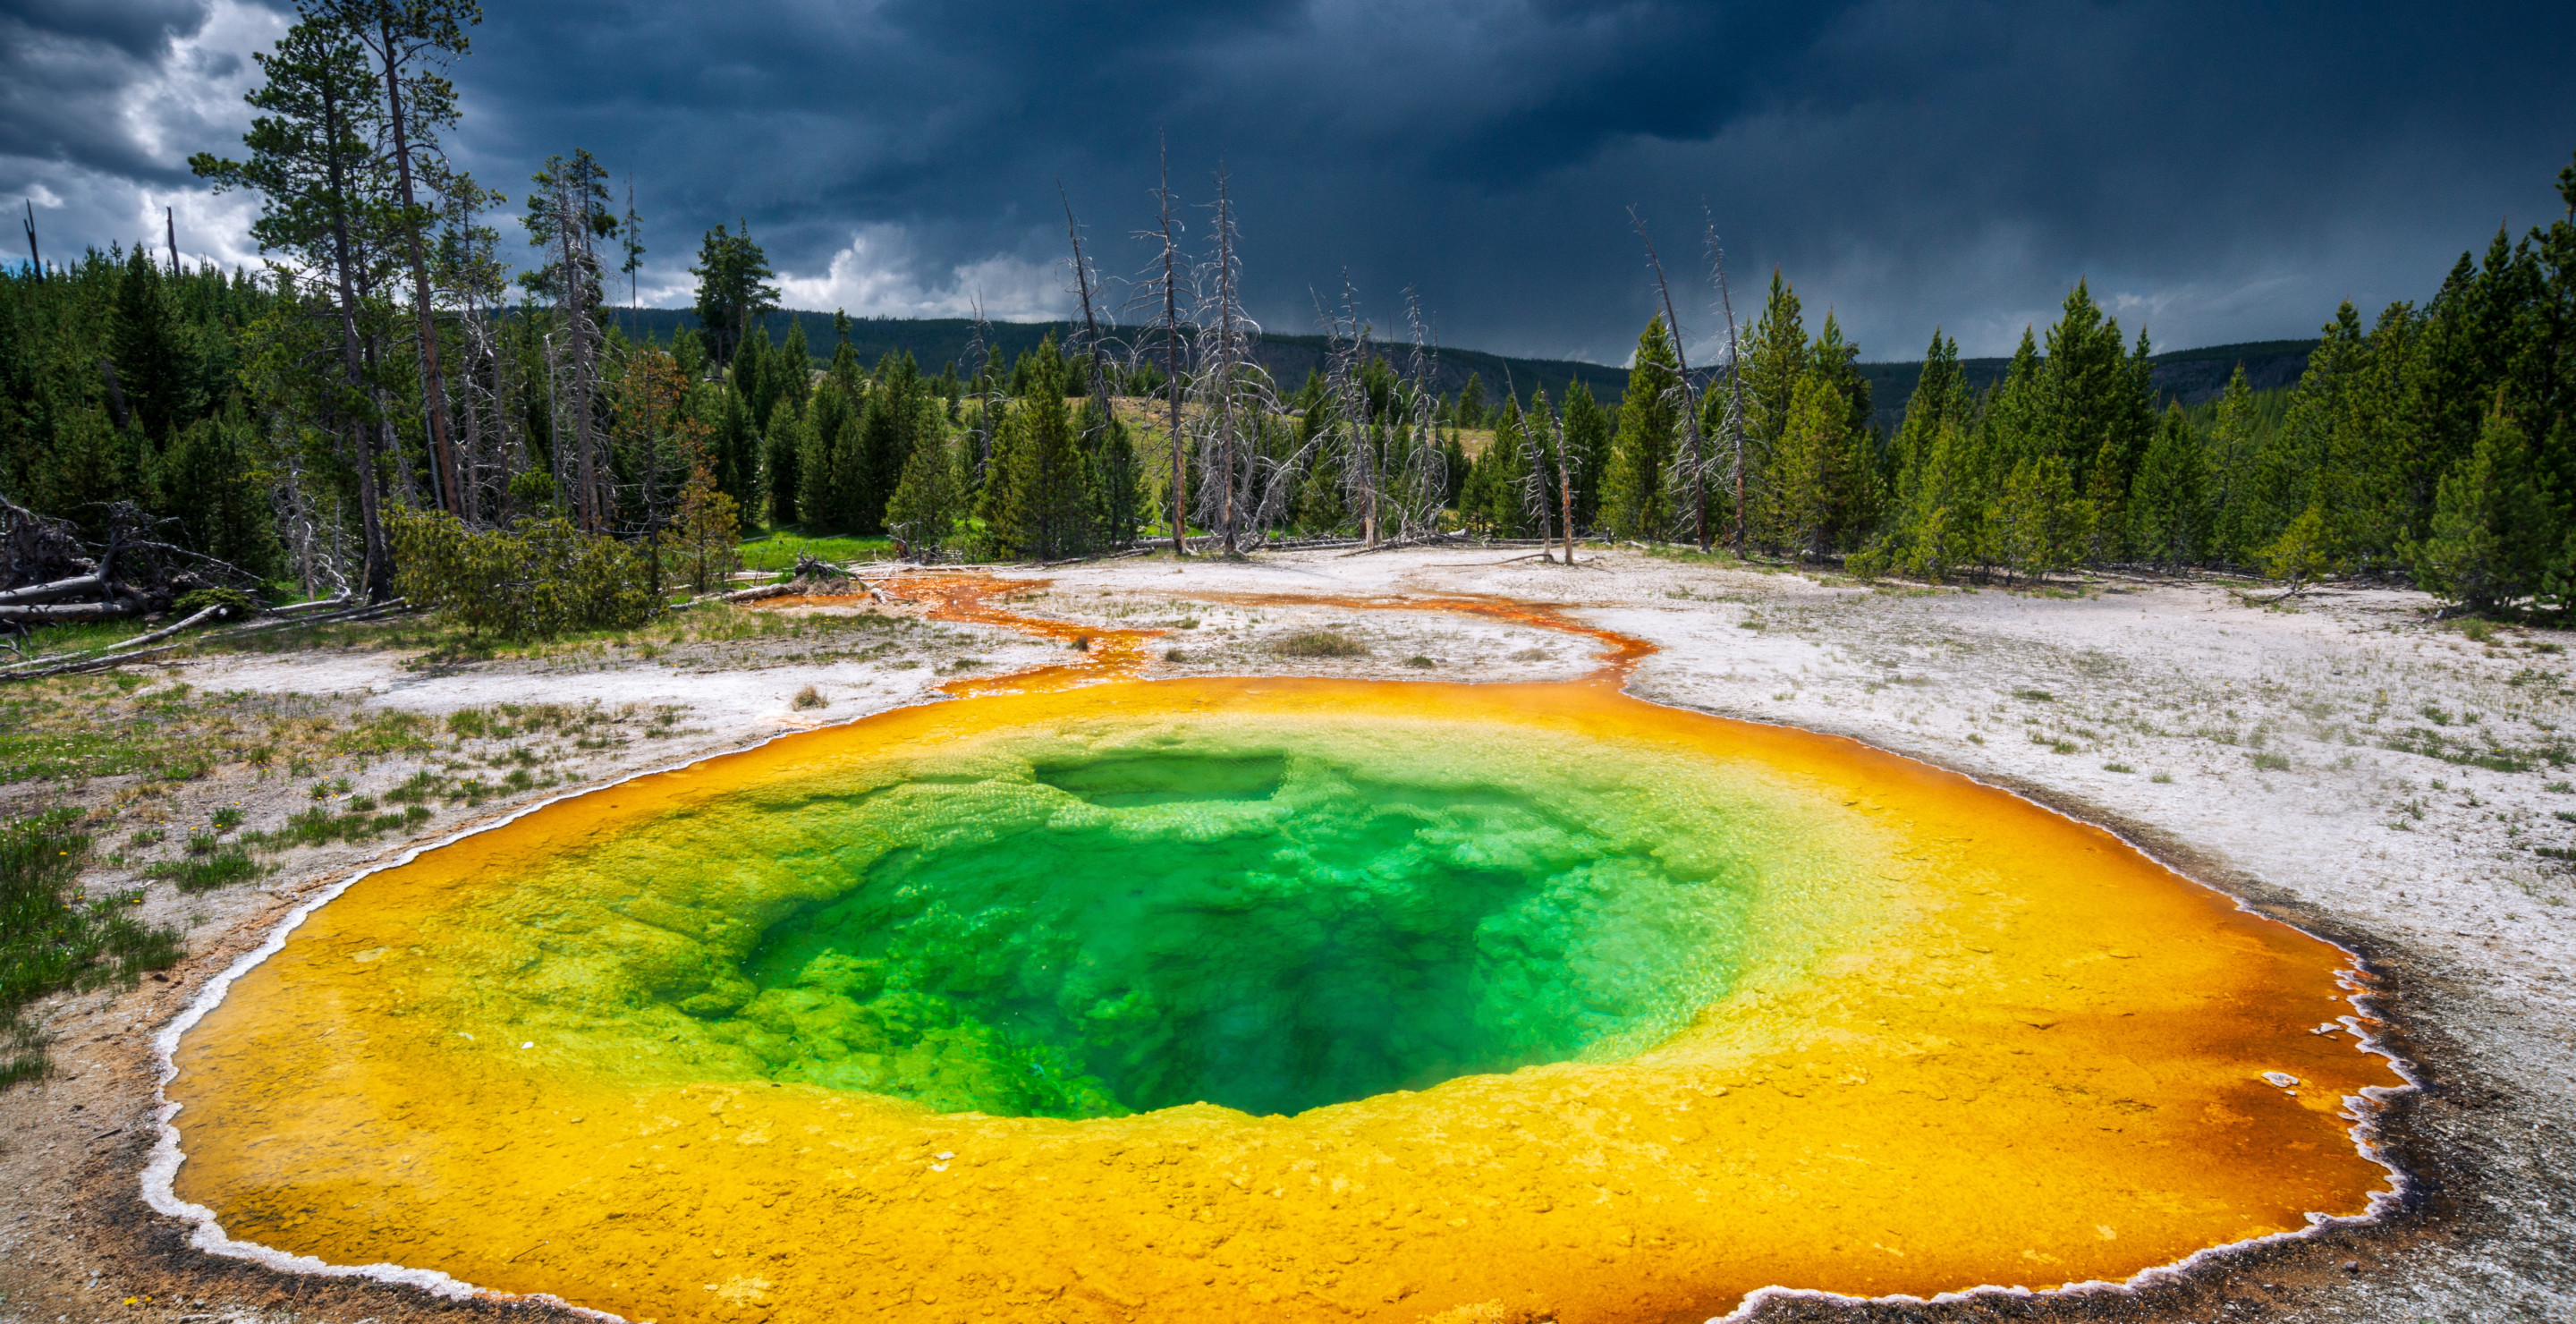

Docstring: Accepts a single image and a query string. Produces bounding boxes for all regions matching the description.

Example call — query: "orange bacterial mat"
[152,583,2406,1324]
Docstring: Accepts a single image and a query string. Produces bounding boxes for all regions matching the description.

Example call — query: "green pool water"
[696,749,1758,1117]
[349,704,1862,1122]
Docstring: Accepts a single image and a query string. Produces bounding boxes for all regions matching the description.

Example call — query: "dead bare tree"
[1058,182,1117,434]
[1317,279,1379,544]
[1124,135,1192,555]
[963,297,999,487]
[1631,209,1709,550]
[1387,290,1451,540]
[1186,171,1275,554]
[1706,214,1749,557]
[533,157,610,530]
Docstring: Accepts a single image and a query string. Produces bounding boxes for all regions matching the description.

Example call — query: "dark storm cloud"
[12,0,2576,362]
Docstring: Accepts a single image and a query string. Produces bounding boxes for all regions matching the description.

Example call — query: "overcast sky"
[7,0,2573,364]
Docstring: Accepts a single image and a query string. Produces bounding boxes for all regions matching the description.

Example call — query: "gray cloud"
[9,0,2573,362]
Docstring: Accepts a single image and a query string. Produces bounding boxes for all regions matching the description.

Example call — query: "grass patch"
[146,847,265,893]
[2,811,183,1087]
[2102,762,2134,773]
[246,804,434,851]
[736,531,895,573]
[2251,751,2292,772]
[2012,689,2055,701]
[1274,631,1367,658]
[792,684,829,710]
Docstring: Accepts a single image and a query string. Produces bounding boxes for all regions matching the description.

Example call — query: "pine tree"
[1470,396,1530,535]
[980,382,1095,560]
[769,317,812,421]
[885,431,958,559]
[155,406,280,578]
[1082,397,1143,547]
[1457,372,1487,429]
[1561,380,1614,531]
[1769,370,1846,561]
[2204,366,2261,560]
[2409,396,2546,612]
[1990,455,2079,585]
[1738,271,1809,546]
[108,247,202,444]
[2127,403,2207,568]
[2083,435,2125,564]
[734,323,773,432]
[1604,316,1681,540]
[705,386,756,529]
[690,222,776,367]
[796,382,850,530]
[762,401,800,528]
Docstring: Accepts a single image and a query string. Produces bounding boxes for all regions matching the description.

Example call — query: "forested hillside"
[1,0,2569,629]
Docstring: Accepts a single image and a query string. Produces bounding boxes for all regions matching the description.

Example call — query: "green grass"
[3,811,183,1087]
[737,531,896,573]
[146,847,265,893]
[1274,631,1368,658]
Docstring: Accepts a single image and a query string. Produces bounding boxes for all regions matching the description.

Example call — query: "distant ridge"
[1852,338,2317,434]
[607,309,1631,404]
[608,308,2313,429]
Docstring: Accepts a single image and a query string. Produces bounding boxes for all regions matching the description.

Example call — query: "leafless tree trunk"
[1145,140,1189,554]
[1706,217,1749,558]
[1211,173,1240,552]
[540,169,606,531]
[1631,209,1707,551]
[1059,183,1116,434]
[317,71,392,600]
[370,12,461,517]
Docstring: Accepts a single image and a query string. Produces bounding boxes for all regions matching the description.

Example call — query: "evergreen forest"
[4,0,2574,632]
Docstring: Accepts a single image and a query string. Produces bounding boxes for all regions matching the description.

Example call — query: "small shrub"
[792,685,829,711]
[184,831,220,856]
[2252,751,2292,771]
[1163,648,1191,663]
[3,812,182,1086]
[209,807,244,832]
[309,777,352,801]
[2458,619,2496,643]
[1966,734,1985,745]
[386,770,447,803]
[127,829,165,847]
[148,846,263,893]
[1403,656,1436,668]
[1275,631,1366,658]
[388,509,658,640]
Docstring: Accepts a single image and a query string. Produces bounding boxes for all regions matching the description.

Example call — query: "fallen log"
[0,572,105,607]
[0,599,411,683]
[0,598,142,624]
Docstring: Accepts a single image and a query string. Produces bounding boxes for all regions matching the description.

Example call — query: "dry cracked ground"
[2,547,2569,1324]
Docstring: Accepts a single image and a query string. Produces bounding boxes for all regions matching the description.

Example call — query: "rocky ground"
[2,547,2568,1323]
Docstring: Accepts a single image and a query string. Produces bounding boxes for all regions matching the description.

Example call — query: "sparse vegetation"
[3,811,182,1087]
[1275,631,1367,658]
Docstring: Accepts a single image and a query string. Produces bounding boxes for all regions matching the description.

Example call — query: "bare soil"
[4,548,2568,1323]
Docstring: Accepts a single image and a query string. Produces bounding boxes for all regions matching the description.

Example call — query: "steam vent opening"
[722,750,1747,1118]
